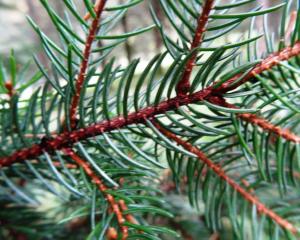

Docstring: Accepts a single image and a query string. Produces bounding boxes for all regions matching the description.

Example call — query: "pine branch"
[69,0,107,129]
[176,0,215,96]
[208,96,300,143]
[1,42,300,167]
[63,148,129,240]
[152,121,298,235]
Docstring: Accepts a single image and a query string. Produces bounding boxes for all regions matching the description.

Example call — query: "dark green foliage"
[0,0,300,239]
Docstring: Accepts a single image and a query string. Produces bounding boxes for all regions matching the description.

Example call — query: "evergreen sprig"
[0,0,300,239]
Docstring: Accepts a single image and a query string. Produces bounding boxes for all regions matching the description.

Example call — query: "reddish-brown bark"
[119,200,138,225]
[107,227,118,240]
[239,113,300,143]
[208,96,300,143]
[84,0,103,21]
[213,41,300,93]
[176,0,215,95]
[153,122,298,234]
[70,0,107,129]
[1,42,300,168]
[63,148,128,240]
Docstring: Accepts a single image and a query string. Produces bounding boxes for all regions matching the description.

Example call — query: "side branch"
[239,113,300,143]
[84,0,103,21]
[63,148,128,239]
[208,96,300,143]
[1,42,300,167]
[213,41,300,94]
[0,88,213,167]
[176,0,215,95]
[69,0,107,129]
[153,122,298,234]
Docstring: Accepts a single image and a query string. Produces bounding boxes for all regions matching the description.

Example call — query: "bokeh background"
[0,0,161,67]
[0,0,285,67]
[0,0,284,65]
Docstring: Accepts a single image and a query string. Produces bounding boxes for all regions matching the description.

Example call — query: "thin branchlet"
[238,113,300,143]
[119,200,138,225]
[1,42,300,167]
[84,0,103,21]
[69,0,107,129]
[63,148,129,240]
[153,121,298,235]
[176,0,215,95]
[207,96,300,143]
[212,42,300,93]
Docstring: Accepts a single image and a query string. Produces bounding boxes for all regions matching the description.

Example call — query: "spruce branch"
[176,0,215,96]
[208,96,300,143]
[152,121,298,235]
[2,1,300,239]
[212,41,300,94]
[238,113,300,143]
[69,0,107,129]
[1,1,300,238]
[63,148,129,240]
[1,42,300,167]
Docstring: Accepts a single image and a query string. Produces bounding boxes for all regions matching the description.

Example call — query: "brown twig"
[153,121,298,235]
[238,113,300,143]
[107,227,118,240]
[63,148,128,239]
[29,159,77,169]
[1,42,300,168]
[212,42,300,93]
[207,96,300,143]
[176,0,215,96]
[70,0,107,129]
[119,199,138,225]
[84,0,103,21]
